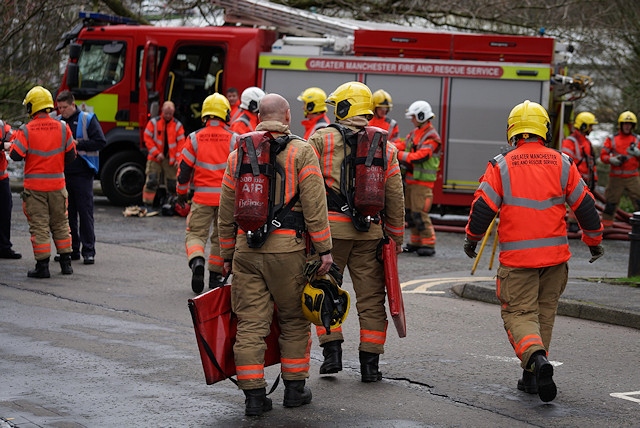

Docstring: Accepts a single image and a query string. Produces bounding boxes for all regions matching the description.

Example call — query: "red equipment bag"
[382,237,407,338]
[188,285,281,385]
[353,127,386,217]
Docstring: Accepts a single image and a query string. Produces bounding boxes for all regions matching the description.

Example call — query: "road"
[1,194,639,427]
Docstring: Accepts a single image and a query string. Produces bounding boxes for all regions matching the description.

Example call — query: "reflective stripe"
[75,111,100,173]
[500,235,568,251]
[24,173,65,180]
[236,364,264,381]
[192,186,221,194]
[281,357,310,373]
[360,329,385,345]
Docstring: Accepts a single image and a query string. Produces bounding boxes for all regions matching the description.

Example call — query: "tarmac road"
[1,193,639,427]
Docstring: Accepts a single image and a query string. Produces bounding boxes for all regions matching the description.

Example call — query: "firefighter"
[599,110,640,228]
[297,87,330,140]
[561,111,598,233]
[226,87,240,121]
[395,100,441,256]
[307,81,405,383]
[0,119,21,259]
[464,100,604,403]
[229,86,265,136]
[142,101,186,213]
[55,90,107,265]
[9,86,77,278]
[368,89,400,143]
[218,93,333,416]
[176,93,236,294]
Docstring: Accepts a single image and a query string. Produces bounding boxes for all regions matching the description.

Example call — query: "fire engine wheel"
[100,151,146,206]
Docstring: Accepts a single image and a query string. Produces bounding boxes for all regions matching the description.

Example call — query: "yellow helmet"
[202,93,231,123]
[618,110,637,128]
[506,100,550,142]
[23,86,54,116]
[574,112,598,132]
[372,89,393,111]
[297,87,327,116]
[301,261,350,334]
[326,81,373,120]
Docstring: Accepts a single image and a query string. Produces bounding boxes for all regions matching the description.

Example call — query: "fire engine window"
[77,42,126,91]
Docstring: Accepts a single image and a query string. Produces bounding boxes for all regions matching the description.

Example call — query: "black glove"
[176,193,188,207]
[588,245,604,263]
[463,237,478,259]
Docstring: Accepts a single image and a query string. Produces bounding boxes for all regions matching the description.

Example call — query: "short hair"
[56,90,75,104]
[226,87,238,95]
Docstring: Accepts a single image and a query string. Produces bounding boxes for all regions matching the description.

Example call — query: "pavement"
[449,271,640,331]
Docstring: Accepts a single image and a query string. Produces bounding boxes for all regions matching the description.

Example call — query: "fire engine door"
[139,40,160,146]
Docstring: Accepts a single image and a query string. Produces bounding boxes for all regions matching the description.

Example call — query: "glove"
[176,193,188,207]
[588,245,604,263]
[609,155,624,166]
[627,144,640,157]
[463,237,479,259]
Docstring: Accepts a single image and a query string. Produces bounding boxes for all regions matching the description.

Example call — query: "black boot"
[59,253,73,275]
[517,369,538,394]
[28,258,50,279]
[243,387,272,416]
[529,350,556,402]
[360,351,383,382]
[190,257,205,293]
[416,246,436,257]
[283,379,312,408]
[209,272,225,289]
[319,341,343,374]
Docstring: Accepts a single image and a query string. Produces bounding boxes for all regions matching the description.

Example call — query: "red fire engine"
[57,5,589,207]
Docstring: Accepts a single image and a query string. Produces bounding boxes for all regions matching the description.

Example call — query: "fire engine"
[56,1,590,207]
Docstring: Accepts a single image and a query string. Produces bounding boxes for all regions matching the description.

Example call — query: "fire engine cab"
[57,2,589,207]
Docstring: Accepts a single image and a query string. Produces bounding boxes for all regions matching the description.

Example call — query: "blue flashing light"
[79,11,138,25]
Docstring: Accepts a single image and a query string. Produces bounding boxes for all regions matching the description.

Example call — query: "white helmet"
[405,100,434,123]
[240,86,265,113]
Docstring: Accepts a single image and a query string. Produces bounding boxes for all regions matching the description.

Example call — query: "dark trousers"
[0,177,13,251]
[66,172,96,257]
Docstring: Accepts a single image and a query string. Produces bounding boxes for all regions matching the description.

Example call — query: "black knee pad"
[146,173,159,191]
[166,179,177,194]
[412,212,426,232]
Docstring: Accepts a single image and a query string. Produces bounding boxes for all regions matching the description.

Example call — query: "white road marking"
[401,276,494,293]
[610,391,640,404]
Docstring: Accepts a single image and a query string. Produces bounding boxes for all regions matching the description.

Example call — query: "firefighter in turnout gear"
[307,81,405,383]
[368,89,400,143]
[142,101,186,212]
[0,119,21,260]
[230,86,265,136]
[177,93,237,293]
[394,100,441,256]
[298,87,330,140]
[464,100,604,403]
[218,93,333,416]
[561,111,598,233]
[599,110,640,228]
[10,86,77,278]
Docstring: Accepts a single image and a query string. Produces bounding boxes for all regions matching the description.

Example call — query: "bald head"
[258,93,290,124]
[162,101,176,121]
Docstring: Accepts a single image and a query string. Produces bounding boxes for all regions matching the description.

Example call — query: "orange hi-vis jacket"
[467,137,603,268]
[307,116,405,247]
[394,122,441,187]
[561,130,598,184]
[176,119,237,206]
[10,114,76,191]
[301,113,330,140]
[0,120,14,180]
[218,121,332,259]
[600,132,640,178]
[230,110,259,136]
[368,115,399,142]
[144,116,185,166]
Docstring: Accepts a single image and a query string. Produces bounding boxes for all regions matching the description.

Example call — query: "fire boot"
[517,369,538,394]
[416,246,436,257]
[529,350,556,402]
[359,350,382,382]
[27,257,50,279]
[283,379,312,408]
[243,387,272,417]
[319,340,343,374]
[190,257,205,294]
[209,272,225,289]
[59,253,73,275]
